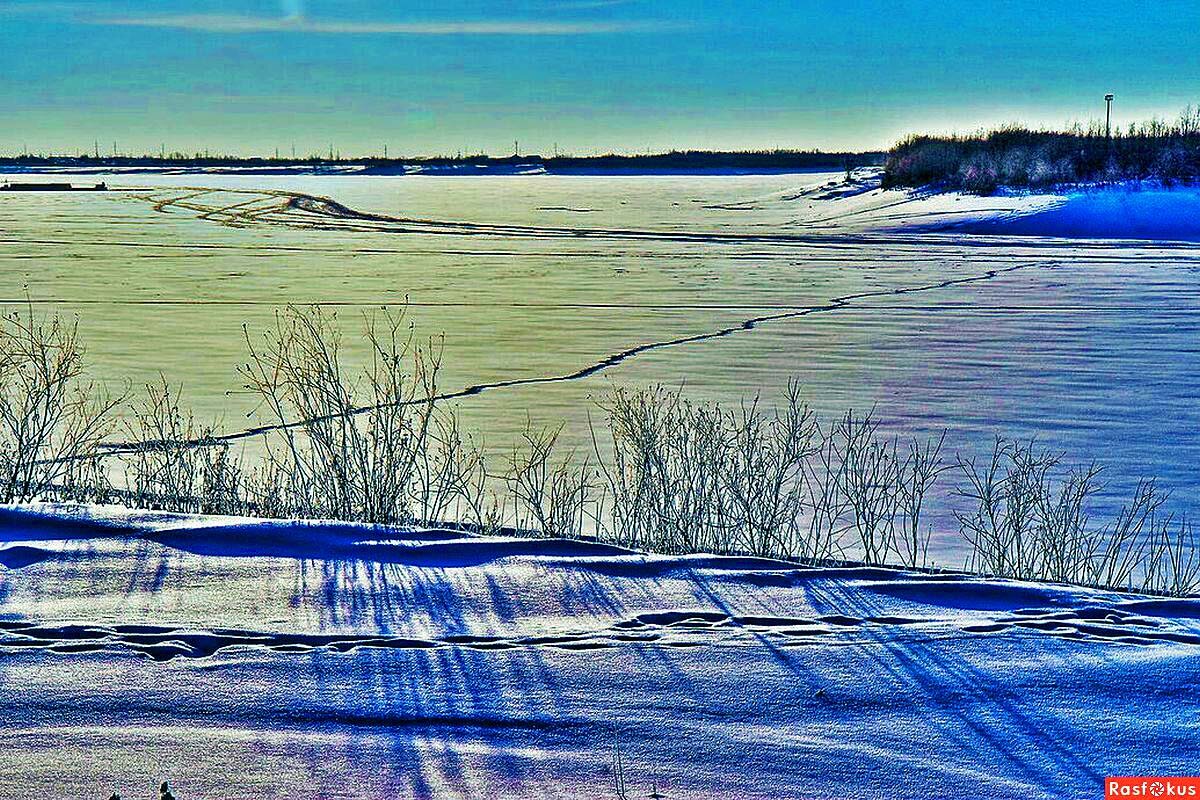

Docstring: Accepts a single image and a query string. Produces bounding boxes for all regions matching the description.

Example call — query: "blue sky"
[2,0,1199,156]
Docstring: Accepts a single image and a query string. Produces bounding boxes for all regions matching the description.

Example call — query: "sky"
[2,0,1200,157]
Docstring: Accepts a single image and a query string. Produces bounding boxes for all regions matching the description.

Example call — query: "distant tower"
[1105,93,1114,139]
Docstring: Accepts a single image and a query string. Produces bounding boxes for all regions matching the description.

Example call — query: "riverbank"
[2,502,1197,799]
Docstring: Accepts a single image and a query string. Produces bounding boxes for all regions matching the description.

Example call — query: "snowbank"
[948,186,1200,242]
[777,173,1200,243]
[807,178,1200,242]
[1,504,1197,798]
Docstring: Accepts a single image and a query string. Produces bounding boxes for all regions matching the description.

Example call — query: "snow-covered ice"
[1,503,1197,798]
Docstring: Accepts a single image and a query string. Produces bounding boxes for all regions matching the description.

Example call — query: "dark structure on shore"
[0,181,107,192]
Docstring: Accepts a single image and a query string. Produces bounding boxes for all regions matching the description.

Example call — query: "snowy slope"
[944,186,1200,242]
[1,504,1197,799]
[787,173,1200,243]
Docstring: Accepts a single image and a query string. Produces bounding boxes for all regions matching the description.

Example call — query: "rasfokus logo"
[1107,778,1200,798]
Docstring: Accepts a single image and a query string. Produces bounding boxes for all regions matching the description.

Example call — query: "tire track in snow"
[135,187,1200,250]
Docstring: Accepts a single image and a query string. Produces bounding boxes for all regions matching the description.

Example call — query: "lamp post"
[1105,94,1114,140]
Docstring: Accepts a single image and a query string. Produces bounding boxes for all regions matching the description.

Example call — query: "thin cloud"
[86,13,678,35]
[548,1,639,8]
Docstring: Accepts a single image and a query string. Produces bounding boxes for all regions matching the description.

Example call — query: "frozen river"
[2,170,1199,559]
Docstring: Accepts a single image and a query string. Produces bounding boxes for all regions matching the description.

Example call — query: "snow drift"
[0,503,1197,799]
[948,187,1200,242]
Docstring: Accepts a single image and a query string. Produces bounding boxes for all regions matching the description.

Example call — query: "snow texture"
[947,186,1200,242]
[1,503,1197,798]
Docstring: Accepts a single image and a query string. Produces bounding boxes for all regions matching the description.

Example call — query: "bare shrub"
[1144,515,1200,596]
[827,411,948,566]
[836,411,902,564]
[593,384,790,555]
[418,413,504,533]
[237,305,495,527]
[239,305,440,523]
[884,111,1200,192]
[197,444,243,515]
[610,727,631,800]
[0,307,121,503]
[591,383,945,564]
[1084,479,1163,589]
[958,153,1001,194]
[953,441,1200,593]
[592,385,729,554]
[799,417,852,562]
[893,433,948,568]
[55,451,117,505]
[955,439,1107,582]
[6,302,1197,596]
[241,458,293,519]
[124,378,242,514]
[724,383,821,557]
[955,439,1053,578]
[509,423,594,539]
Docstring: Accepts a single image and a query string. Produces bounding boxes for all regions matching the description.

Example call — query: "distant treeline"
[543,149,883,173]
[0,148,884,174]
[883,107,1200,193]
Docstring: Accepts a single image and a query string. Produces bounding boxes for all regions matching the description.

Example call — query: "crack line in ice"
[32,188,1051,461]
[78,258,1044,459]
